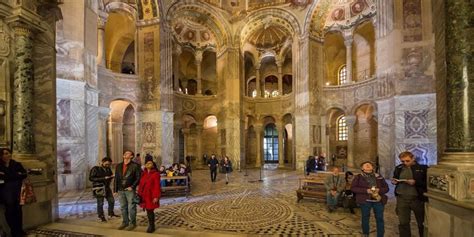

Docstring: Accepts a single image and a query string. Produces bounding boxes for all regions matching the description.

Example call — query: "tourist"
[0,148,27,237]
[89,157,118,222]
[392,151,428,237]
[305,156,316,175]
[159,166,167,188]
[342,171,356,214]
[324,166,345,212]
[132,153,141,165]
[114,150,141,231]
[177,166,187,186]
[351,161,389,237]
[207,154,219,182]
[317,155,326,171]
[222,156,233,184]
[137,156,161,233]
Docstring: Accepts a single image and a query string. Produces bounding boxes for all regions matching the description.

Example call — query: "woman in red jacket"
[138,156,161,233]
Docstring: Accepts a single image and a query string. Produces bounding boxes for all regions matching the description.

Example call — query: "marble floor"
[49,167,420,236]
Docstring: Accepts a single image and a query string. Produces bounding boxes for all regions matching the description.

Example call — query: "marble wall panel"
[57,99,71,137]
[395,94,437,166]
[376,98,395,177]
[403,0,422,42]
[161,111,174,166]
[86,104,99,168]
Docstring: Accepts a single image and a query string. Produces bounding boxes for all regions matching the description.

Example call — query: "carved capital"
[195,50,203,63]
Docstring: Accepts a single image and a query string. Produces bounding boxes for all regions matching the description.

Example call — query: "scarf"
[362,171,377,187]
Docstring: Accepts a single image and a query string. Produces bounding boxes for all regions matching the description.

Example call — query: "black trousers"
[4,201,23,237]
[96,194,115,218]
[210,168,217,182]
[396,196,425,237]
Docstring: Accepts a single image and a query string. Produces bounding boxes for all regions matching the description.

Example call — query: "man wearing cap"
[392,151,428,237]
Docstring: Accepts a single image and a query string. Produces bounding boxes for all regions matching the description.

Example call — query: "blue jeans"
[326,193,340,207]
[360,202,384,237]
[160,179,166,188]
[118,191,137,225]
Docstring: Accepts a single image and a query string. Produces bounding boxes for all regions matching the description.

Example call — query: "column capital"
[195,50,203,63]
[344,38,353,47]
[255,64,261,71]
[173,45,182,56]
[11,23,33,37]
[98,15,107,29]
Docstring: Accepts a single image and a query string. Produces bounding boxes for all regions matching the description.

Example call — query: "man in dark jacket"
[114,150,141,231]
[207,154,219,182]
[89,157,117,222]
[392,151,428,237]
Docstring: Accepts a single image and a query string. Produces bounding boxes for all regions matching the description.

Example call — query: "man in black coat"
[114,150,141,231]
[391,151,428,237]
[207,154,219,182]
[89,157,117,222]
[0,148,27,237]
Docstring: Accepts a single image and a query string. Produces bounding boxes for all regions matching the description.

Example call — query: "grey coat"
[324,174,346,193]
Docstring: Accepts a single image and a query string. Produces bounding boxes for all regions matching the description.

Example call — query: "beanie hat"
[360,161,375,168]
[144,154,153,164]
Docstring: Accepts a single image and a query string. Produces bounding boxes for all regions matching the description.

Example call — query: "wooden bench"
[161,176,190,197]
[296,172,332,203]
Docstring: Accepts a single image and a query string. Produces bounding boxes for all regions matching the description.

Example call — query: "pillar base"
[425,152,474,237]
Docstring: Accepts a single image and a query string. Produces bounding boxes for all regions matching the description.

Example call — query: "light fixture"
[325,82,330,86]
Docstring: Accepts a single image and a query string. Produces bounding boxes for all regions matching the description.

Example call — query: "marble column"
[255,124,263,167]
[344,37,353,84]
[277,61,283,96]
[425,1,474,236]
[277,123,284,166]
[255,65,261,97]
[196,124,203,165]
[97,14,107,66]
[12,24,35,155]
[195,50,203,95]
[345,115,357,168]
[182,128,190,162]
[97,107,110,161]
[108,121,123,164]
[173,46,182,91]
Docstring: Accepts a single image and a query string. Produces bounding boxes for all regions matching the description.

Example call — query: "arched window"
[337,115,348,141]
[264,123,279,163]
[338,65,347,85]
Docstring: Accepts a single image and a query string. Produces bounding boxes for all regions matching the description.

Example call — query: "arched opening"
[203,115,218,158]
[121,42,135,74]
[108,100,136,164]
[105,11,136,73]
[202,51,217,95]
[264,75,278,98]
[247,77,256,97]
[282,74,292,95]
[122,104,135,153]
[353,21,375,81]
[283,113,294,166]
[263,123,279,163]
[327,108,347,167]
[178,49,197,94]
[323,31,346,85]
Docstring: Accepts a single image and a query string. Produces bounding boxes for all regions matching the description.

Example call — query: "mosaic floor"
[55,167,420,236]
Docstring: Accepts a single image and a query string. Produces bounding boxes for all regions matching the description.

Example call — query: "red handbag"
[20,178,37,205]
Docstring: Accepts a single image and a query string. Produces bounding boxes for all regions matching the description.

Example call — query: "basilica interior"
[0,0,473,236]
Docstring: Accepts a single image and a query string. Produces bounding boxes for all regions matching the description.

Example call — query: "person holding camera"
[89,157,118,222]
[114,150,141,231]
[351,161,389,237]
[324,166,346,212]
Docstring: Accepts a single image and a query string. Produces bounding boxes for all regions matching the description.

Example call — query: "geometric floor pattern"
[56,166,418,236]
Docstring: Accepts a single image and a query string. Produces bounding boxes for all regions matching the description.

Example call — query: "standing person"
[133,153,141,165]
[342,171,356,214]
[392,151,428,237]
[207,154,219,182]
[222,156,233,184]
[0,148,27,237]
[89,157,118,222]
[114,150,141,231]
[324,167,346,212]
[137,156,161,233]
[305,156,316,175]
[351,161,389,237]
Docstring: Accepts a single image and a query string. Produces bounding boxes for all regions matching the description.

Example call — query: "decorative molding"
[429,175,448,192]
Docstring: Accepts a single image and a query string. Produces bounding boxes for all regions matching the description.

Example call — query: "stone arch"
[105,10,136,72]
[108,99,136,164]
[237,8,302,48]
[352,103,378,168]
[166,1,232,48]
